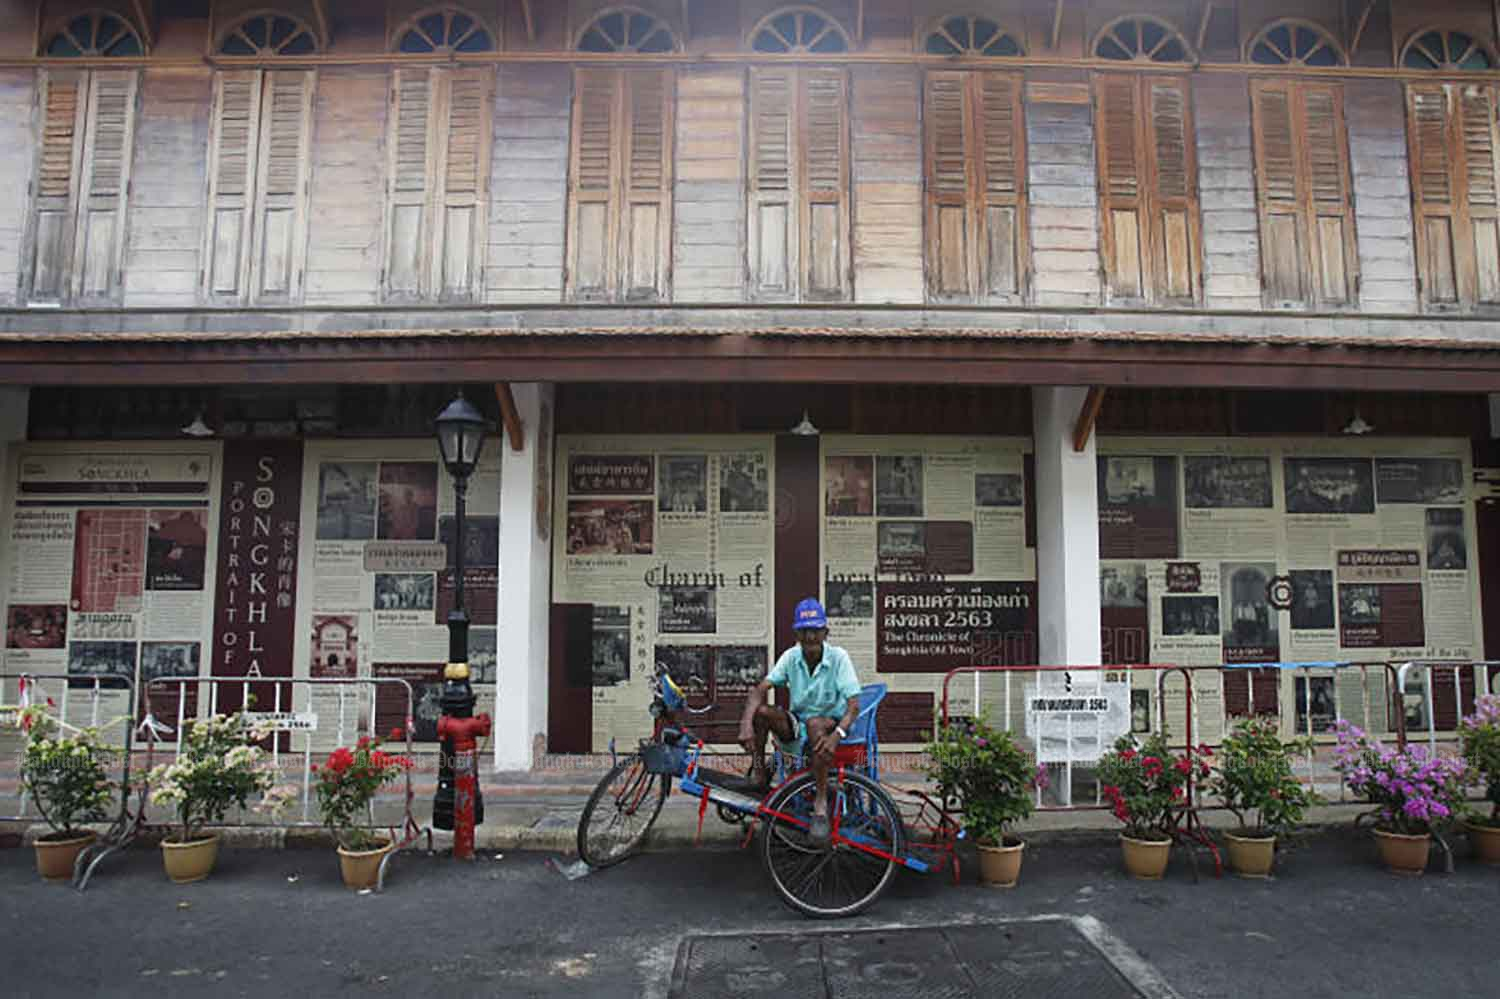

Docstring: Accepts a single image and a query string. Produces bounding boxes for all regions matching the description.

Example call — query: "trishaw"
[575,665,960,918]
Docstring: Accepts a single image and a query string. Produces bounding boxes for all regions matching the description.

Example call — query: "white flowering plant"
[15,706,117,839]
[147,711,297,843]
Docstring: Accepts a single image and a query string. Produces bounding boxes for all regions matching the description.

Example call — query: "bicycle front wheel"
[577,753,669,868]
[761,770,904,918]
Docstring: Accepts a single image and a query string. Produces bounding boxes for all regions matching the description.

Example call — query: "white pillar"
[1032,386,1101,666]
[492,383,554,771]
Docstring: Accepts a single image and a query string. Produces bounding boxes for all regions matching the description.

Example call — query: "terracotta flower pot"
[1224,831,1277,879]
[337,839,393,890]
[1372,828,1430,876]
[34,830,96,882]
[1466,821,1500,866]
[975,838,1025,888]
[1120,833,1172,880]
[162,834,220,883]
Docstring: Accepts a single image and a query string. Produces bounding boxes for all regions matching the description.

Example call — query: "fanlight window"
[395,6,494,53]
[1402,29,1494,70]
[1248,20,1343,66]
[44,11,143,56]
[924,15,1023,56]
[219,14,319,56]
[1093,15,1192,63]
[750,7,850,53]
[577,7,678,53]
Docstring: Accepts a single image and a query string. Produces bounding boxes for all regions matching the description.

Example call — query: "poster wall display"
[0,444,221,738]
[1097,437,1481,739]
[823,436,1036,745]
[552,436,776,752]
[292,440,502,752]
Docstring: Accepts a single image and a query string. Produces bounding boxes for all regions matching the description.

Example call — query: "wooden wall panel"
[851,66,923,304]
[0,70,35,307]
[123,69,209,308]
[303,69,385,306]
[673,68,745,302]
[1193,74,1261,310]
[1025,95,1099,307]
[1345,79,1419,312]
[487,64,569,304]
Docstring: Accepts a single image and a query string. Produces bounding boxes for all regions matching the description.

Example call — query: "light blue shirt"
[767,643,862,723]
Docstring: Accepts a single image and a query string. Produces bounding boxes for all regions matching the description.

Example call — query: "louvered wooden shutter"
[800,69,848,299]
[568,68,618,300]
[1457,85,1500,304]
[978,72,1025,299]
[1251,80,1305,304]
[251,70,313,301]
[619,69,672,301]
[1095,75,1146,299]
[1301,85,1356,306]
[72,70,137,302]
[748,68,795,297]
[386,68,433,298]
[434,68,490,299]
[1145,77,1198,303]
[924,72,972,298]
[204,71,261,300]
[29,71,86,302]
[1408,84,1461,305]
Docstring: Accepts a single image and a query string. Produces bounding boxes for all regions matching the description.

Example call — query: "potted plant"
[1209,716,1317,877]
[1332,720,1469,875]
[924,716,1046,887]
[1458,693,1500,864]
[314,732,414,889]
[146,711,294,883]
[15,706,116,881]
[1097,733,1206,879]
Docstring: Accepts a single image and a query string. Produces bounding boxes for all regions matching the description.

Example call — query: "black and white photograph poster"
[714,646,769,690]
[1161,596,1220,637]
[1295,675,1338,733]
[373,573,435,611]
[1098,456,1179,559]
[1220,562,1280,663]
[658,455,708,514]
[656,644,711,694]
[876,455,924,517]
[975,473,1024,508]
[1283,458,1375,515]
[1183,456,1273,509]
[657,585,717,634]
[1289,570,1335,630]
[720,452,769,513]
[1375,458,1465,505]
[1426,508,1467,571]
[316,461,378,540]
[67,640,136,688]
[591,606,631,687]
[826,579,875,619]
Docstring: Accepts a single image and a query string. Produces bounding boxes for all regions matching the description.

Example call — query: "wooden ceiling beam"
[518,0,535,43]
[1349,1,1377,58]
[1196,2,1215,53]
[495,382,526,451]
[856,0,864,45]
[131,0,154,48]
[681,0,690,45]
[1051,0,1065,50]
[1072,386,1106,452]
[311,0,330,47]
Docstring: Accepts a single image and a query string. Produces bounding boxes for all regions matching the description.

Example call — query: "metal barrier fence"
[0,671,138,888]
[1389,660,1498,752]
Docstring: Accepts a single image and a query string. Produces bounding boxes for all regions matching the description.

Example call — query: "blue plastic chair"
[774,683,887,782]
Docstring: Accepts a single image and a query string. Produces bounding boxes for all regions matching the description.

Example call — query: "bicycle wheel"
[761,771,904,918]
[577,754,669,868]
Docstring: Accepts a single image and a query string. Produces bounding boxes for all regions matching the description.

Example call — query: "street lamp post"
[433,392,490,833]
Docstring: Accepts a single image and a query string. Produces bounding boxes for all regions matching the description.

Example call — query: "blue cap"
[793,597,828,631]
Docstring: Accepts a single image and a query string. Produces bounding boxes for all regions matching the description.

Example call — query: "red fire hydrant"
[437,712,491,860]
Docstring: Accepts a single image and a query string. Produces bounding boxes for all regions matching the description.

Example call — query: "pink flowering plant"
[1458,694,1500,827]
[924,716,1047,847]
[1096,733,1210,843]
[1332,720,1469,836]
[1208,716,1318,838]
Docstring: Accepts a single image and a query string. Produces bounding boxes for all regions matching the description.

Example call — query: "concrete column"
[1032,387,1101,666]
[0,386,28,480]
[492,383,555,772]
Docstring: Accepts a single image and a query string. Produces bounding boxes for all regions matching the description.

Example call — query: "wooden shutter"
[800,69,848,300]
[386,68,434,299]
[1408,84,1462,306]
[1095,75,1146,299]
[1301,85,1356,306]
[619,69,672,301]
[1457,85,1500,304]
[925,72,973,299]
[748,68,795,297]
[28,71,87,303]
[203,71,261,300]
[1251,80,1304,304]
[568,68,619,300]
[978,72,1025,299]
[250,70,314,302]
[71,70,136,302]
[1144,77,1198,303]
[434,68,491,299]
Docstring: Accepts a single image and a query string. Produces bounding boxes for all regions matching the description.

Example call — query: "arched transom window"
[219,13,320,56]
[749,7,851,53]
[924,15,1023,56]
[1402,29,1495,71]
[576,7,678,53]
[43,10,143,56]
[1247,19,1344,67]
[1092,15,1193,63]
[394,6,494,53]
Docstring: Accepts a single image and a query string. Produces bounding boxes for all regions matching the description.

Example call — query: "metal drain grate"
[669,918,1157,999]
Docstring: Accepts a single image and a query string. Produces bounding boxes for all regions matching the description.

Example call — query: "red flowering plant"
[313,730,414,851]
[1095,733,1210,843]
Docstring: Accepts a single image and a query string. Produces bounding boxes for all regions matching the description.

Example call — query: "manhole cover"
[669,918,1165,999]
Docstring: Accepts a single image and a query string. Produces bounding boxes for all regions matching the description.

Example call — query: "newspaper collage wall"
[552,436,776,752]
[822,436,1037,746]
[1097,437,1482,741]
[290,440,502,752]
[0,444,220,737]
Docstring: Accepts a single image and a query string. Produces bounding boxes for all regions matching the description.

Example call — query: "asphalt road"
[2,827,1495,998]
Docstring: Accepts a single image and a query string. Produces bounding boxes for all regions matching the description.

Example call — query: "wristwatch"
[835,725,848,739]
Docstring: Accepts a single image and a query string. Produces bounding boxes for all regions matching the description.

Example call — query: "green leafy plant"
[1210,716,1318,838]
[16,706,116,839]
[924,716,1046,847]
[314,733,414,851]
[147,712,295,843]
[1096,733,1208,843]
[1459,694,1500,827]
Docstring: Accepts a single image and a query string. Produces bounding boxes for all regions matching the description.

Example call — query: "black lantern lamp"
[433,391,490,831]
